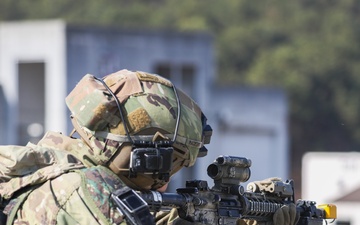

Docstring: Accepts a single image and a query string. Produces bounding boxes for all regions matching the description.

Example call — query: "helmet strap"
[70,115,94,151]
[108,144,132,175]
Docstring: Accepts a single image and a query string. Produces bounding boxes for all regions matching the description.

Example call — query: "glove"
[237,219,259,225]
[239,176,300,225]
[237,203,299,225]
[155,208,193,225]
[273,203,299,225]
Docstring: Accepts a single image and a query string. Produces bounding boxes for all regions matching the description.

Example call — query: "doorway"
[17,62,45,145]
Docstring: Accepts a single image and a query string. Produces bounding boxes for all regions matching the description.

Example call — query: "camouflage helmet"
[65,69,212,190]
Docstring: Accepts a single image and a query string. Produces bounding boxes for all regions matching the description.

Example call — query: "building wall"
[186,86,289,190]
[65,26,215,135]
[0,85,7,144]
[302,152,360,224]
[0,20,67,144]
[302,152,360,203]
[333,202,360,225]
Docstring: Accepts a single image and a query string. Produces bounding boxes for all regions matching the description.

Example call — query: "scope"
[207,155,252,190]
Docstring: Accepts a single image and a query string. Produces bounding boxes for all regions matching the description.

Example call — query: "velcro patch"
[136,71,172,87]
[110,108,151,135]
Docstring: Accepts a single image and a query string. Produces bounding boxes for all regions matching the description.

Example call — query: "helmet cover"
[66,69,211,189]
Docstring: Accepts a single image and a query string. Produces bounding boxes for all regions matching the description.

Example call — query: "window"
[154,63,196,98]
[181,64,195,97]
[17,62,45,145]
[155,63,171,80]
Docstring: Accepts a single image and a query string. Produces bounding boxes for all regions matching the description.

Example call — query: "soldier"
[0,69,297,225]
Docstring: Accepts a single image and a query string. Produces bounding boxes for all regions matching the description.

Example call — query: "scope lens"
[207,164,219,179]
[217,157,225,165]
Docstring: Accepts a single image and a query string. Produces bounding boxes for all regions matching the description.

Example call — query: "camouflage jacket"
[0,132,125,225]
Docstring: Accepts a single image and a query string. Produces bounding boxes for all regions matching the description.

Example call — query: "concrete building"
[192,85,289,188]
[0,19,289,192]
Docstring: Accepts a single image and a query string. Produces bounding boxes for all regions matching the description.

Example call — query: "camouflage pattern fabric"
[0,137,85,200]
[0,132,128,225]
[65,69,204,168]
[155,209,193,225]
[4,166,125,225]
[0,141,82,183]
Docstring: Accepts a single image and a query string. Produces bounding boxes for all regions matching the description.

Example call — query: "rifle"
[137,155,337,225]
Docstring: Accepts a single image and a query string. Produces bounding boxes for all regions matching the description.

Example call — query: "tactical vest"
[3,166,125,225]
[0,133,126,225]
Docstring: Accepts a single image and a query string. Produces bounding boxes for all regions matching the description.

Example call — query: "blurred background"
[1,1,360,223]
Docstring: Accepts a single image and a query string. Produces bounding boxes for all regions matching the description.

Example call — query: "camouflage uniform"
[0,133,125,225]
[0,69,207,225]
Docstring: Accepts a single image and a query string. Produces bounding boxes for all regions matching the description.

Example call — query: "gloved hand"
[155,208,193,225]
[238,177,300,225]
[237,203,299,225]
[273,203,299,225]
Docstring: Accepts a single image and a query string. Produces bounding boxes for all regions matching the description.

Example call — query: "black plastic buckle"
[129,146,173,181]
[111,187,155,225]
